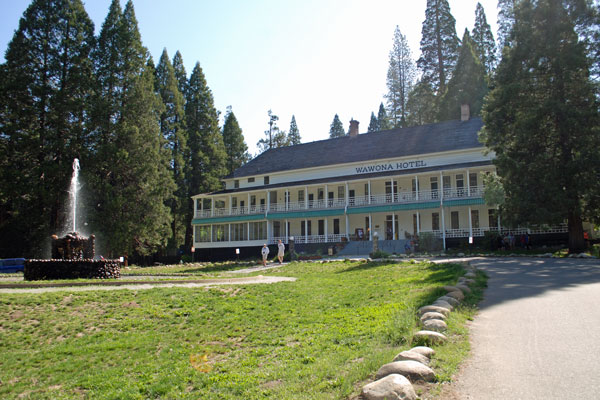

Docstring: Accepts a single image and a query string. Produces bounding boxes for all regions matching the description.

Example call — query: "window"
[364,183,370,197]
[212,224,229,242]
[385,180,398,202]
[273,221,281,237]
[234,180,239,189]
[232,197,238,208]
[250,195,256,206]
[195,225,211,242]
[488,209,497,229]
[333,219,340,235]
[443,175,451,196]
[301,221,306,236]
[413,214,421,235]
[196,199,202,210]
[203,198,212,210]
[412,177,418,194]
[264,176,269,185]
[456,174,464,196]
[249,221,267,240]
[328,192,334,206]
[308,193,314,207]
[432,213,440,231]
[471,210,480,229]
[307,220,312,235]
[298,190,305,206]
[318,220,324,235]
[338,186,345,200]
[317,188,324,200]
[451,211,459,230]
[231,223,247,241]
[215,200,225,209]
[430,177,438,199]
[248,177,255,183]
[269,191,277,204]
[469,173,478,192]
[349,189,355,205]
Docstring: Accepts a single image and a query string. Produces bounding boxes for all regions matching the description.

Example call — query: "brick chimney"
[349,119,359,137]
[461,104,470,121]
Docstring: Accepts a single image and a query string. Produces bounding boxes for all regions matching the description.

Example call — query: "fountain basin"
[24,259,121,280]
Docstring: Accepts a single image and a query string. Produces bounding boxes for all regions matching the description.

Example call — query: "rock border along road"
[0,275,296,294]
[441,257,600,400]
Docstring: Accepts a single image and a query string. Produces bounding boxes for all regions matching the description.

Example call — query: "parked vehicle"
[0,258,25,273]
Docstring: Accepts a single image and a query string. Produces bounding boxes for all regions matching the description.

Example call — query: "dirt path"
[0,275,296,294]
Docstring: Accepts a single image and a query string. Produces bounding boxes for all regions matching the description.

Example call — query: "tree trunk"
[567,211,585,254]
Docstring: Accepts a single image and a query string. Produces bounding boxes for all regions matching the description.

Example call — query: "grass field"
[0,260,485,399]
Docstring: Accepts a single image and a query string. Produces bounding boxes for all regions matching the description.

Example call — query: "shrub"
[369,250,391,259]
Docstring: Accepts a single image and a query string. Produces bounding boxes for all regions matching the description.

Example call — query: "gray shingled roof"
[230,117,484,178]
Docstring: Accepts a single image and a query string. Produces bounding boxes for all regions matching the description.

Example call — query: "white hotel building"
[191,113,564,259]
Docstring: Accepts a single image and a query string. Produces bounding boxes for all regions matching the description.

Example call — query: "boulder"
[456,284,472,294]
[458,278,475,285]
[420,312,446,322]
[437,296,460,307]
[422,319,447,332]
[442,285,461,293]
[409,346,435,358]
[417,306,450,317]
[361,374,417,400]
[464,272,476,278]
[414,330,448,344]
[376,360,436,382]
[445,291,465,301]
[393,350,430,365]
[432,300,453,311]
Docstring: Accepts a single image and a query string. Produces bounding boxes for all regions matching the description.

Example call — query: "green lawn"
[0,260,484,399]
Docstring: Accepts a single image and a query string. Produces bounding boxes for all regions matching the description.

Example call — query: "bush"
[418,232,443,252]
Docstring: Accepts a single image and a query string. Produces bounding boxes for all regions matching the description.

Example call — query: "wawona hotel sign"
[354,160,427,174]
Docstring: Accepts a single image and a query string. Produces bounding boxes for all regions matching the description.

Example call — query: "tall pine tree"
[439,30,489,120]
[90,0,174,257]
[481,0,600,253]
[497,0,517,57]
[155,48,188,251]
[386,26,416,128]
[256,110,291,152]
[417,0,460,94]
[172,50,188,98]
[472,2,497,73]
[368,112,378,132]
[0,0,95,256]
[222,106,248,175]
[288,115,301,145]
[405,80,437,126]
[377,102,392,130]
[329,114,346,138]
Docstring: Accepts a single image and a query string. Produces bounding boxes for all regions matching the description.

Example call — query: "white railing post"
[468,206,473,239]
[368,180,372,204]
[415,176,420,201]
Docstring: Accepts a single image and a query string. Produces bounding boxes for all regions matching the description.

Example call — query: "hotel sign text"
[354,160,427,174]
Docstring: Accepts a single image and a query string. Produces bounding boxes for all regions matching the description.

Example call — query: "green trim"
[268,208,345,219]
[444,198,486,207]
[192,214,265,224]
[347,201,441,214]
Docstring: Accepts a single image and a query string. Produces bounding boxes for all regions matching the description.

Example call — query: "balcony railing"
[194,185,486,219]
[269,234,347,244]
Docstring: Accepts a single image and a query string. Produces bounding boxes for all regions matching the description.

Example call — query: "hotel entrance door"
[385,215,398,240]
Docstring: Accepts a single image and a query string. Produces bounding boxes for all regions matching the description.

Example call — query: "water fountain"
[24,159,121,280]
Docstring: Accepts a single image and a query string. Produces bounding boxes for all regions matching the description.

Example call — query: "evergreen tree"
[368,112,379,132]
[288,115,302,145]
[497,0,517,56]
[256,110,291,152]
[155,48,188,251]
[472,2,497,73]
[439,30,488,120]
[172,50,188,98]
[405,80,437,126]
[329,114,346,138]
[222,106,249,175]
[377,102,392,130]
[89,0,174,257]
[481,0,600,253]
[386,26,416,127]
[185,62,227,246]
[417,0,460,93]
[0,0,95,256]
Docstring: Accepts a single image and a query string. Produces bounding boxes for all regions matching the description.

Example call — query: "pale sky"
[0,0,499,155]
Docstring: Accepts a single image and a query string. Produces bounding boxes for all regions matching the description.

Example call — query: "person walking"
[261,244,270,267]
[277,240,285,264]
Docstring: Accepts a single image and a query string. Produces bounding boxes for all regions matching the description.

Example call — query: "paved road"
[443,257,600,400]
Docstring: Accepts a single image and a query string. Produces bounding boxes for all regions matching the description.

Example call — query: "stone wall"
[24,259,121,281]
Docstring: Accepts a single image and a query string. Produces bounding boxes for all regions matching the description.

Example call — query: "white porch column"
[415,176,420,200]
[369,214,373,241]
[247,193,251,213]
[285,219,289,242]
[229,195,232,215]
[416,212,420,234]
[266,190,270,212]
[210,224,213,242]
[247,221,250,239]
[440,171,444,201]
[345,182,349,206]
[305,186,308,209]
[285,189,289,211]
[468,206,473,238]
[368,180,372,204]
[305,218,308,242]
[392,213,396,240]
[345,214,349,238]
[441,206,446,250]
[325,184,328,208]
[228,224,231,242]
[390,177,394,202]
[267,220,271,243]
[466,169,471,196]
